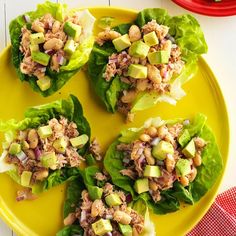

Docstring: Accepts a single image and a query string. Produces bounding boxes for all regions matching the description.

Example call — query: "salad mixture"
[10,1,95,96]
[0,95,90,200]
[57,166,155,236]
[104,114,223,214]
[97,21,184,121]
[88,8,207,121]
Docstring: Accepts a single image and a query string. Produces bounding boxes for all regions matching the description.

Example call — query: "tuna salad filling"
[96,20,184,120]
[3,117,88,195]
[20,12,85,91]
[64,171,145,236]
[116,120,206,203]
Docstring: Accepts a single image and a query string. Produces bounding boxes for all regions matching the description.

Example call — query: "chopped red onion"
[125,194,133,203]
[168,63,174,69]
[137,148,144,156]
[23,14,31,23]
[138,154,145,164]
[123,57,128,62]
[57,55,65,65]
[109,58,117,63]
[163,70,168,78]
[80,210,86,222]
[105,233,112,236]
[48,21,53,29]
[16,151,27,163]
[45,49,54,55]
[34,147,42,160]
[151,137,161,146]
[161,39,167,44]
[166,153,173,159]
[183,119,190,126]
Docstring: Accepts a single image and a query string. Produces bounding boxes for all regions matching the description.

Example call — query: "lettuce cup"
[104,114,222,214]
[0,95,90,200]
[88,8,207,121]
[57,166,155,236]
[10,1,95,96]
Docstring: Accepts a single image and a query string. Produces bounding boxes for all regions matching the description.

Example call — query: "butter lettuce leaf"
[0,95,90,193]
[57,176,84,236]
[87,8,207,113]
[104,114,222,214]
[56,225,83,236]
[9,1,95,97]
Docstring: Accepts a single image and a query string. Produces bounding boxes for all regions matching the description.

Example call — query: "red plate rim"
[172,0,236,17]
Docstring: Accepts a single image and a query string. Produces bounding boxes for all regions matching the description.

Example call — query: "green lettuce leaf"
[87,8,207,113]
[63,177,84,218]
[56,225,83,236]
[104,114,222,214]
[104,141,135,196]
[0,95,90,193]
[9,1,95,97]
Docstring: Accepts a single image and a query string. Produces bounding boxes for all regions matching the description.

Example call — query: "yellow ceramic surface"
[0,7,229,236]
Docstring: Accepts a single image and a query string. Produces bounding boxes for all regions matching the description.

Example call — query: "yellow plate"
[0,7,229,236]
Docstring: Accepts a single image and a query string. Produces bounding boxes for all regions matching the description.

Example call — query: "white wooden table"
[0,0,235,235]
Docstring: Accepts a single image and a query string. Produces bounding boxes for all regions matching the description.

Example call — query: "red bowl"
[172,0,236,16]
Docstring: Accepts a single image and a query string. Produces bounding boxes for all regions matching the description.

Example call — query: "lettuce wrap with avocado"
[57,166,155,236]
[88,9,207,121]
[9,1,95,96]
[0,95,90,200]
[104,114,223,214]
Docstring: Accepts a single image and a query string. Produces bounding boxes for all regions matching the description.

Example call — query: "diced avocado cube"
[70,134,89,148]
[112,34,131,52]
[31,51,50,66]
[21,171,32,187]
[30,44,39,53]
[56,3,65,22]
[127,64,147,79]
[64,39,76,55]
[134,178,149,194]
[88,186,103,200]
[63,22,82,42]
[30,32,45,44]
[152,140,174,160]
[92,219,112,236]
[118,224,133,236]
[53,137,67,153]
[143,165,161,178]
[41,152,57,168]
[36,76,51,91]
[148,51,170,65]
[105,193,122,207]
[9,143,21,155]
[176,159,191,176]
[182,139,196,159]
[38,125,52,138]
[143,31,159,46]
[178,129,191,147]
[129,40,150,59]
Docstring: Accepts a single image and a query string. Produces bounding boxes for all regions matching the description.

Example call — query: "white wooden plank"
[110,0,161,10]
[5,0,57,44]
[0,0,6,51]
[0,219,11,236]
